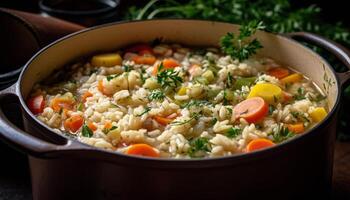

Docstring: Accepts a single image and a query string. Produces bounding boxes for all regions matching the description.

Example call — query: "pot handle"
[0,84,89,157]
[285,32,350,87]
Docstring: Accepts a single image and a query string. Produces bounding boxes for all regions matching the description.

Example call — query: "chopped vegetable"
[177,87,187,95]
[148,89,166,101]
[153,115,176,126]
[248,83,282,104]
[87,121,97,132]
[202,70,215,83]
[27,95,45,115]
[156,63,183,89]
[282,91,293,102]
[64,115,84,133]
[233,97,268,123]
[310,107,327,122]
[232,77,256,90]
[82,91,93,102]
[152,59,179,75]
[126,143,160,157]
[267,67,289,79]
[286,123,304,134]
[132,55,156,65]
[125,44,153,55]
[246,138,275,152]
[293,87,306,100]
[226,127,242,138]
[91,53,122,67]
[188,137,211,157]
[273,125,295,143]
[280,73,303,84]
[50,97,75,112]
[82,124,93,137]
[220,21,265,61]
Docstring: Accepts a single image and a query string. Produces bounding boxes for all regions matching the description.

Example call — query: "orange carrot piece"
[282,91,293,102]
[233,97,269,123]
[104,121,113,130]
[98,80,105,94]
[152,58,180,76]
[125,44,153,55]
[267,67,290,79]
[287,123,304,134]
[126,144,160,157]
[51,97,75,112]
[87,121,97,131]
[153,115,174,126]
[246,138,275,152]
[82,91,93,102]
[64,115,84,133]
[132,55,156,65]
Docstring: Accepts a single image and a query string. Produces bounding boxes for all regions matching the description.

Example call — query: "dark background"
[0,0,349,199]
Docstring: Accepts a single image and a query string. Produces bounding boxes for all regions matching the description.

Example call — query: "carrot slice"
[152,58,180,75]
[153,115,174,126]
[267,67,290,79]
[97,80,105,94]
[233,97,268,123]
[282,91,293,102]
[51,97,75,112]
[82,91,93,102]
[246,138,275,152]
[104,121,113,130]
[286,123,304,134]
[126,144,160,157]
[87,121,97,131]
[27,95,45,115]
[132,55,156,65]
[64,115,84,132]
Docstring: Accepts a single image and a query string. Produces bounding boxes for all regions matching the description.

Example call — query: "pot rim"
[16,19,342,164]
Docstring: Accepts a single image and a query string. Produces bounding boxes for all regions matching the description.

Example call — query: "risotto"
[27,43,328,158]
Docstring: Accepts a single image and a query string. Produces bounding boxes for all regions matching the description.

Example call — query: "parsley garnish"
[156,63,183,89]
[181,100,212,109]
[171,112,201,126]
[82,124,93,137]
[188,137,211,158]
[136,107,151,117]
[294,87,306,100]
[220,21,265,61]
[148,89,165,101]
[226,127,242,138]
[123,65,132,72]
[273,125,295,143]
[106,74,119,81]
[103,125,118,134]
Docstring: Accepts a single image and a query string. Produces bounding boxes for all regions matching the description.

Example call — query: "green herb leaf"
[188,137,211,157]
[82,124,93,137]
[136,107,151,117]
[220,21,265,61]
[156,63,183,89]
[273,125,295,143]
[181,100,212,109]
[148,89,165,101]
[226,127,242,138]
[106,74,119,81]
[294,87,306,100]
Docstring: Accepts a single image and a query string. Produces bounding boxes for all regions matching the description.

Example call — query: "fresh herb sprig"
[156,63,183,89]
[148,89,166,101]
[273,125,295,143]
[220,21,265,61]
[181,100,212,109]
[226,127,242,138]
[188,137,211,157]
[82,124,93,137]
[136,107,151,117]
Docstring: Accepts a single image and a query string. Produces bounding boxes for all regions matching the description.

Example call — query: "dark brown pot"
[0,20,350,200]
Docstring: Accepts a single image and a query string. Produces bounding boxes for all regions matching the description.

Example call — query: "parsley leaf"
[220,21,265,61]
[226,127,242,138]
[106,74,119,81]
[181,100,212,109]
[136,107,151,117]
[156,63,183,89]
[82,124,93,137]
[273,125,295,143]
[148,89,165,101]
[294,87,306,100]
[188,137,211,158]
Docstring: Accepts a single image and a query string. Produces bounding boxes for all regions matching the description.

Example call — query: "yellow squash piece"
[310,107,327,122]
[280,73,302,84]
[247,83,282,104]
[91,53,122,67]
[202,70,215,83]
[177,87,187,95]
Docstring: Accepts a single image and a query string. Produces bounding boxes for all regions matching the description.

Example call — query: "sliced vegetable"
[82,91,93,102]
[91,53,122,67]
[310,107,327,122]
[27,95,45,115]
[286,123,304,134]
[82,124,93,137]
[233,97,268,123]
[97,80,106,95]
[280,73,302,84]
[133,55,156,65]
[153,115,176,126]
[50,97,75,112]
[152,58,179,75]
[87,121,97,132]
[202,70,215,83]
[246,138,275,152]
[247,83,282,104]
[126,144,160,157]
[232,77,256,90]
[125,44,153,55]
[177,87,187,95]
[267,67,289,79]
[64,115,84,133]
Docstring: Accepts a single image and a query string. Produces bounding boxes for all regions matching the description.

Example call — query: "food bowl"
[0,20,349,200]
